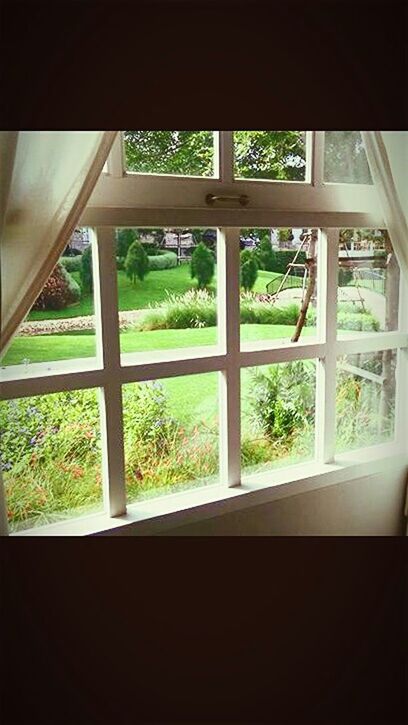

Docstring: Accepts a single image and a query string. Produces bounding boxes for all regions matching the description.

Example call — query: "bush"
[248,361,316,442]
[306,307,379,332]
[191,242,215,288]
[240,250,258,291]
[125,241,149,285]
[32,263,81,311]
[139,290,302,331]
[338,267,353,287]
[147,251,178,270]
[255,246,307,274]
[80,245,93,293]
[116,257,125,270]
[116,228,138,258]
[60,255,82,273]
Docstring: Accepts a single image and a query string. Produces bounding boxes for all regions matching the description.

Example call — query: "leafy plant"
[240,250,258,291]
[80,245,93,293]
[116,228,138,258]
[247,361,316,442]
[191,242,215,289]
[125,241,149,285]
[32,263,80,311]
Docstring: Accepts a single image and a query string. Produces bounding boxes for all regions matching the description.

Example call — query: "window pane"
[124,131,215,177]
[122,373,219,502]
[336,350,396,452]
[1,228,96,369]
[234,131,307,181]
[240,228,319,349]
[116,228,218,361]
[241,361,316,476]
[337,229,399,338]
[0,388,103,532]
[324,131,372,184]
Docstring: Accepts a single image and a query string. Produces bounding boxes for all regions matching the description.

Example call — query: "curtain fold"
[0,131,117,357]
[361,131,408,287]
[0,130,116,535]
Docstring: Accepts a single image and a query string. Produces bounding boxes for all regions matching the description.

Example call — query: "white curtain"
[361,132,408,287]
[0,131,117,356]
[0,131,117,535]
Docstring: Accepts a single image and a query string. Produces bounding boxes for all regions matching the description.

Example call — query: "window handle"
[205,193,249,207]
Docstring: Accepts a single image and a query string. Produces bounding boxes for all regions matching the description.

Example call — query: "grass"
[2,324,317,366]
[27,266,281,321]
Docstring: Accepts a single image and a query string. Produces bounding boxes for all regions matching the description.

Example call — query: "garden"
[1,228,393,531]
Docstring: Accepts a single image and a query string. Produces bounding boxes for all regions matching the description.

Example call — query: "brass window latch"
[205,193,249,207]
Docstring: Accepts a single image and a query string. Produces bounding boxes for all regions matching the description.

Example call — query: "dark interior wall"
[158,467,408,536]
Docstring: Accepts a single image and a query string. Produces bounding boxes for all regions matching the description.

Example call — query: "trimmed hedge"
[116,250,177,271]
[307,308,379,332]
[255,248,307,274]
[60,256,82,273]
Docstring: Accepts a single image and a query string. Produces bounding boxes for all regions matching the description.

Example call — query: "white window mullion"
[93,226,127,517]
[315,228,339,463]
[311,131,325,188]
[217,227,241,488]
[219,131,234,185]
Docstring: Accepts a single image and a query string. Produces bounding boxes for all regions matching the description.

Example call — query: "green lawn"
[3,324,316,366]
[27,266,281,321]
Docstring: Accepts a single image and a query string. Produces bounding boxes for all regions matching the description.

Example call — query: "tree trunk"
[291,234,317,343]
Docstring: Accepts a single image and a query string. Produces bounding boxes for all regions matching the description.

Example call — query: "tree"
[191,242,214,288]
[255,237,275,271]
[124,131,307,181]
[125,241,149,286]
[234,131,306,181]
[240,250,258,291]
[324,132,372,184]
[124,132,214,176]
[117,228,138,258]
[277,228,294,248]
[80,245,93,293]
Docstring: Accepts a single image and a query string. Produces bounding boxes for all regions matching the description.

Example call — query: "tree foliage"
[191,242,215,289]
[80,245,93,293]
[234,131,306,180]
[117,228,138,258]
[125,241,149,286]
[124,132,214,176]
[324,132,372,184]
[240,250,258,291]
[255,237,275,271]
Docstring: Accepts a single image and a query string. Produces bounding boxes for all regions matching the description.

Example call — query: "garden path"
[19,309,147,336]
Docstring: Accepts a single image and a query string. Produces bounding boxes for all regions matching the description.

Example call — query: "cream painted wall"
[158,468,408,537]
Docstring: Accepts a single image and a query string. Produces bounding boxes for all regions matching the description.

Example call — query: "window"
[1,131,406,534]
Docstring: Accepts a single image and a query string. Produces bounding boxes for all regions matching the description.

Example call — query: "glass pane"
[337,229,399,338]
[1,228,96,369]
[0,388,103,532]
[324,131,372,184]
[241,360,316,477]
[117,227,218,361]
[239,228,319,349]
[124,131,215,177]
[234,131,306,181]
[336,350,396,452]
[123,373,219,502]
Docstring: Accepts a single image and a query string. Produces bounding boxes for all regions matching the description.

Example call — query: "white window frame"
[2,130,408,536]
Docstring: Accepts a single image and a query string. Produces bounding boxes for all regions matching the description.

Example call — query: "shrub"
[139,290,302,331]
[116,228,138,258]
[60,255,82,273]
[116,257,125,270]
[338,267,353,287]
[32,263,81,311]
[80,245,93,293]
[306,307,379,332]
[125,241,149,285]
[247,361,316,442]
[139,289,216,331]
[191,242,215,288]
[147,251,178,270]
[240,250,258,291]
